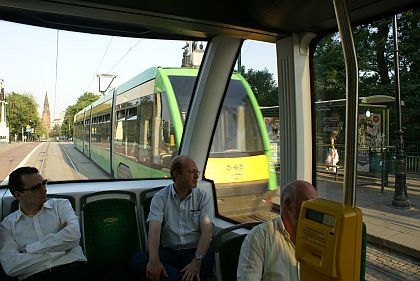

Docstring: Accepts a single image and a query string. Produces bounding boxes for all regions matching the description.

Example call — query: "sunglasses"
[20,180,48,192]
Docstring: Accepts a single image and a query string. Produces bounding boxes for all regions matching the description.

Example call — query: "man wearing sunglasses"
[0,167,92,281]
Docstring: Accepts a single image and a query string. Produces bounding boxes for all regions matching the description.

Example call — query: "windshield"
[0,20,207,183]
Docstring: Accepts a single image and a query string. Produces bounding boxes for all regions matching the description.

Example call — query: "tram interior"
[0,0,419,280]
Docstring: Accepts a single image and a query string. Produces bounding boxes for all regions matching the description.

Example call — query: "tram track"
[37,142,49,175]
[58,142,84,180]
[365,244,420,281]
[365,261,409,281]
[28,141,85,181]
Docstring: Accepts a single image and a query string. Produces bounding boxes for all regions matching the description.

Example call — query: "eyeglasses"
[185,169,201,176]
[20,180,48,192]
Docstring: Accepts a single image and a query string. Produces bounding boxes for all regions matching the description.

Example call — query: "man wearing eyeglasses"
[0,167,92,281]
[132,155,214,281]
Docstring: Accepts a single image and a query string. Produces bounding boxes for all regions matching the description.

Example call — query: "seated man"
[132,155,214,281]
[0,167,92,281]
[237,180,318,281]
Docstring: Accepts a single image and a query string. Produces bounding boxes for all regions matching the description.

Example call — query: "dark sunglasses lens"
[31,180,47,192]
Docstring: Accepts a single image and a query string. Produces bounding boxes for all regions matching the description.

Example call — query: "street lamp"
[97,74,117,95]
[391,15,411,208]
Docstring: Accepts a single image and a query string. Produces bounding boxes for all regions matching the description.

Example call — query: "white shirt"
[147,184,214,250]
[0,198,86,280]
[237,217,299,281]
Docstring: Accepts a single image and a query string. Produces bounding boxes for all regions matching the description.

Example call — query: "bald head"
[280,180,318,225]
[170,155,192,180]
[279,180,317,243]
[281,181,316,209]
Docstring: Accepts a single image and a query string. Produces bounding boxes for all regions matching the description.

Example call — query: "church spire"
[42,91,51,139]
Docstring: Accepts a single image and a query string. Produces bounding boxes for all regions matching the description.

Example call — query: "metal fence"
[407,156,420,174]
[317,145,420,175]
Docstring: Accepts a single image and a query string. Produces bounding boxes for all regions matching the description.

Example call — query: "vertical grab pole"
[332,0,359,207]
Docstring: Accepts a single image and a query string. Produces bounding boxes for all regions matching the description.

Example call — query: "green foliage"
[242,68,278,106]
[7,92,43,139]
[314,9,420,143]
[313,34,346,101]
[61,92,100,138]
[50,124,61,138]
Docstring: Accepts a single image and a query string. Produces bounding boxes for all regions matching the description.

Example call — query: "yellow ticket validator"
[296,198,363,281]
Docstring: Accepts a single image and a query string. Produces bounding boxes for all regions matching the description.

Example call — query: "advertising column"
[0,79,9,143]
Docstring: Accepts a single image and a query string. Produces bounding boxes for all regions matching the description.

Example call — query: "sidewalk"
[273,174,420,259]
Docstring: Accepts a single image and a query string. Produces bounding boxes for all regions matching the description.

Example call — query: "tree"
[397,10,420,150]
[7,92,44,141]
[313,9,420,145]
[242,68,278,106]
[61,92,100,138]
[50,124,61,139]
[313,34,346,101]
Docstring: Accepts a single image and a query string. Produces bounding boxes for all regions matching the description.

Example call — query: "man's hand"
[181,259,201,281]
[146,259,168,281]
[60,221,68,229]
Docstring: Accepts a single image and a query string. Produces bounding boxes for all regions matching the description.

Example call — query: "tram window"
[117,110,126,121]
[313,10,420,201]
[127,107,138,120]
[168,75,196,123]
[153,93,176,167]
[139,96,153,163]
[124,107,137,160]
[205,40,278,223]
[211,80,264,154]
[1,19,208,182]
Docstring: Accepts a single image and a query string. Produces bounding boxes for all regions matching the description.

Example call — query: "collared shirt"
[237,217,299,281]
[0,198,86,280]
[147,184,214,250]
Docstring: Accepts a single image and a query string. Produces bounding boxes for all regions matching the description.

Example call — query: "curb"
[366,233,420,260]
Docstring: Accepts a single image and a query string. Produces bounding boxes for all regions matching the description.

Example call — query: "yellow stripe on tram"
[205,155,269,184]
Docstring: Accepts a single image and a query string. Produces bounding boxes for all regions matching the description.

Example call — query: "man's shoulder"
[192,187,211,199]
[44,197,71,208]
[153,184,172,198]
[248,217,280,237]
[1,210,18,225]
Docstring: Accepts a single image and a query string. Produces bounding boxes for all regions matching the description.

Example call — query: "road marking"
[1,143,42,185]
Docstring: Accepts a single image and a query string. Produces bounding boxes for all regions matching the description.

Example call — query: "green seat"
[214,222,261,281]
[138,186,165,251]
[81,191,141,268]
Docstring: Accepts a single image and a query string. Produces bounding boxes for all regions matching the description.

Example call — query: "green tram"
[74,67,277,217]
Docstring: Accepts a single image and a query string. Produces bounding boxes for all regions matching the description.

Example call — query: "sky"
[0,20,277,119]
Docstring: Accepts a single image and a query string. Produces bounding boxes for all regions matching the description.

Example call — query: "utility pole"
[391,15,411,208]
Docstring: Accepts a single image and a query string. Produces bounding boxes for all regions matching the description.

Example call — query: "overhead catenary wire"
[87,36,114,91]
[107,38,143,73]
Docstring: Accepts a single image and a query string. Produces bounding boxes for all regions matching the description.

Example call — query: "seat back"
[138,186,165,250]
[214,222,262,281]
[80,191,141,268]
[11,194,76,213]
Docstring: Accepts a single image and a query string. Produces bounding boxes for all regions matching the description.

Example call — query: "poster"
[358,114,382,148]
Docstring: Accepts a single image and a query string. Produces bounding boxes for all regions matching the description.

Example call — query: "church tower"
[41,92,51,139]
